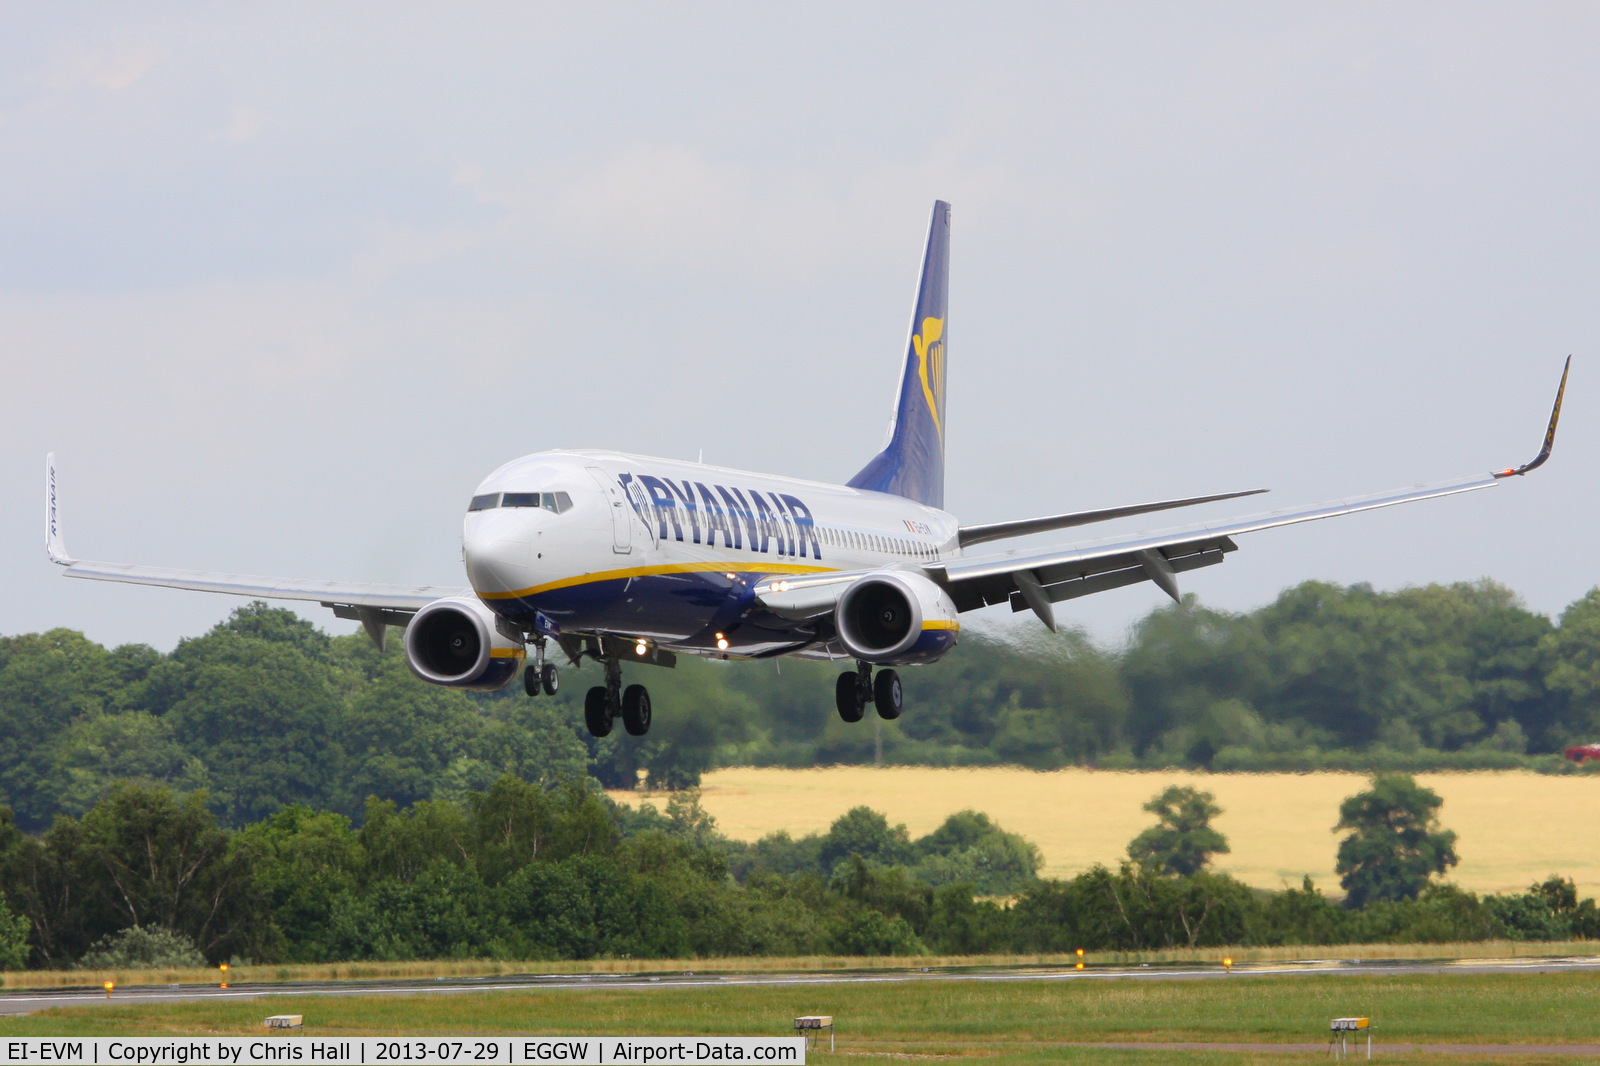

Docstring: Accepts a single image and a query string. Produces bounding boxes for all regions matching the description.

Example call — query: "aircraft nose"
[463,512,535,596]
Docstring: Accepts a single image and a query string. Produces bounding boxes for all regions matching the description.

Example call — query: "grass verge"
[2,970,1599,1062]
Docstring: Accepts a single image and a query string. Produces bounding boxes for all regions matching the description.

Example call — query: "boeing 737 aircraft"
[46,201,1568,740]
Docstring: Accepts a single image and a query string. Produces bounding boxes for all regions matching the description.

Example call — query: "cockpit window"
[469,490,575,514]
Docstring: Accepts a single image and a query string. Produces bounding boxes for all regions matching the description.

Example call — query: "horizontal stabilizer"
[958,488,1267,548]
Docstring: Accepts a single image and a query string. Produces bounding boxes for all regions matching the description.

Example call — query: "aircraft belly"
[494,569,828,652]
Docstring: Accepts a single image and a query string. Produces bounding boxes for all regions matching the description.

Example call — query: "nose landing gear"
[836,661,902,722]
[524,639,560,696]
[524,662,559,696]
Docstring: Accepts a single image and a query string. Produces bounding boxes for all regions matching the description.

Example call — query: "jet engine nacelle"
[835,570,960,666]
[403,596,524,691]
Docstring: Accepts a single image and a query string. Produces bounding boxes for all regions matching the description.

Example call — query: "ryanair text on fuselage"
[619,473,822,559]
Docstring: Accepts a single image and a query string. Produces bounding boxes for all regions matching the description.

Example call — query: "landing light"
[715,632,729,651]
[635,640,648,656]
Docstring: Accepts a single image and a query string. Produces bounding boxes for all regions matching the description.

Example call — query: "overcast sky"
[4,3,1597,653]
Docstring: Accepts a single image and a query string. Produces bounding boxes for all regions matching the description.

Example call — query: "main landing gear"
[836,660,902,723]
[584,655,653,738]
[523,633,653,740]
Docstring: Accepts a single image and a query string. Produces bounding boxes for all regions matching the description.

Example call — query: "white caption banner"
[2,1040,805,1066]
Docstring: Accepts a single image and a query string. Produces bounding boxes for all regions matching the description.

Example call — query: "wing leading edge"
[933,358,1570,632]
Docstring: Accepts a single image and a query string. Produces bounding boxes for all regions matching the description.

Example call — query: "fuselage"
[462,450,962,658]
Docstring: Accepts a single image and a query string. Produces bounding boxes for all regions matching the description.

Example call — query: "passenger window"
[502,492,541,508]
[468,493,499,512]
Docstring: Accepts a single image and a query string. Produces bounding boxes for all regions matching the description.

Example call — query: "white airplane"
[47,201,1568,740]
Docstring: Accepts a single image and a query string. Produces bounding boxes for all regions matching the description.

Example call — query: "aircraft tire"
[874,669,903,719]
[622,684,652,736]
[524,665,542,697]
[836,672,864,723]
[584,686,613,738]
[541,663,560,696]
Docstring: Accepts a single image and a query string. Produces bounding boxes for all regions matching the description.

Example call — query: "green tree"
[910,810,1041,894]
[1122,598,1258,763]
[163,621,347,825]
[817,807,914,871]
[0,630,128,830]
[1334,773,1458,907]
[0,892,27,971]
[47,712,210,817]
[231,805,365,962]
[1127,785,1230,877]
[73,784,265,962]
[1540,588,1600,745]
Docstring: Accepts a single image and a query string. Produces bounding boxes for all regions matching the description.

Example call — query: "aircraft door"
[586,467,632,554]
[624,478,659,550]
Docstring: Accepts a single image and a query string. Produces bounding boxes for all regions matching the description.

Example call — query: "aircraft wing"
[56,561,466,612]
[45,455,467,633]
[933,357,1569,631]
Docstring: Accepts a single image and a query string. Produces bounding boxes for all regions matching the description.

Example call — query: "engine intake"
[404,596,523,691]
[835,570,959,665]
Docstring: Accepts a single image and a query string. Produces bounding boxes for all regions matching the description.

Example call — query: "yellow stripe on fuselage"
[475,561,838,601]
[922,619,959,630]
[489,647,526,658]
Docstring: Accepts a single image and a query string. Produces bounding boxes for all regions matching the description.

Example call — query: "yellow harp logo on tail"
[912,317,945,439]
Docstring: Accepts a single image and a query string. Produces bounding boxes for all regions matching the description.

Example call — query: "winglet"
[1493,355,1570,479]
[45,453,74,565]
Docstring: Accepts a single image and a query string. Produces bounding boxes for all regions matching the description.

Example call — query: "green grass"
[3,971,1599,1063]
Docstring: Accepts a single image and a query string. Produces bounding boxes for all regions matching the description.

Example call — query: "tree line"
[1,773,1595,972]
[4,582,1600,833]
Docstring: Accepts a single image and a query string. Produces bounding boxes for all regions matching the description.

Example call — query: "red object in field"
[1564,744,1600,763]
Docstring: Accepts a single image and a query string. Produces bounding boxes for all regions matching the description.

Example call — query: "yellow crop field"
[613,768,1600,899]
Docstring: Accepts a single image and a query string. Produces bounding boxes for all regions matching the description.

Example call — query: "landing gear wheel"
[584,686,613,738]
[836,672,864,723]
[622,684,652,736]
[541,663,560,696]
[524,664,542,697]
[874,669,903,720]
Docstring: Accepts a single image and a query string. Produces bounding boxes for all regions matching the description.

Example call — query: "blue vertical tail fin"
[847,200,950,509]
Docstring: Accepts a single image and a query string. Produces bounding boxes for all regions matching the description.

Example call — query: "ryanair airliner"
[46,202,1568,740]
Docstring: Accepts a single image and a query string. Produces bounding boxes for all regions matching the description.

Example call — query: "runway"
[4,953,1600,1016]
